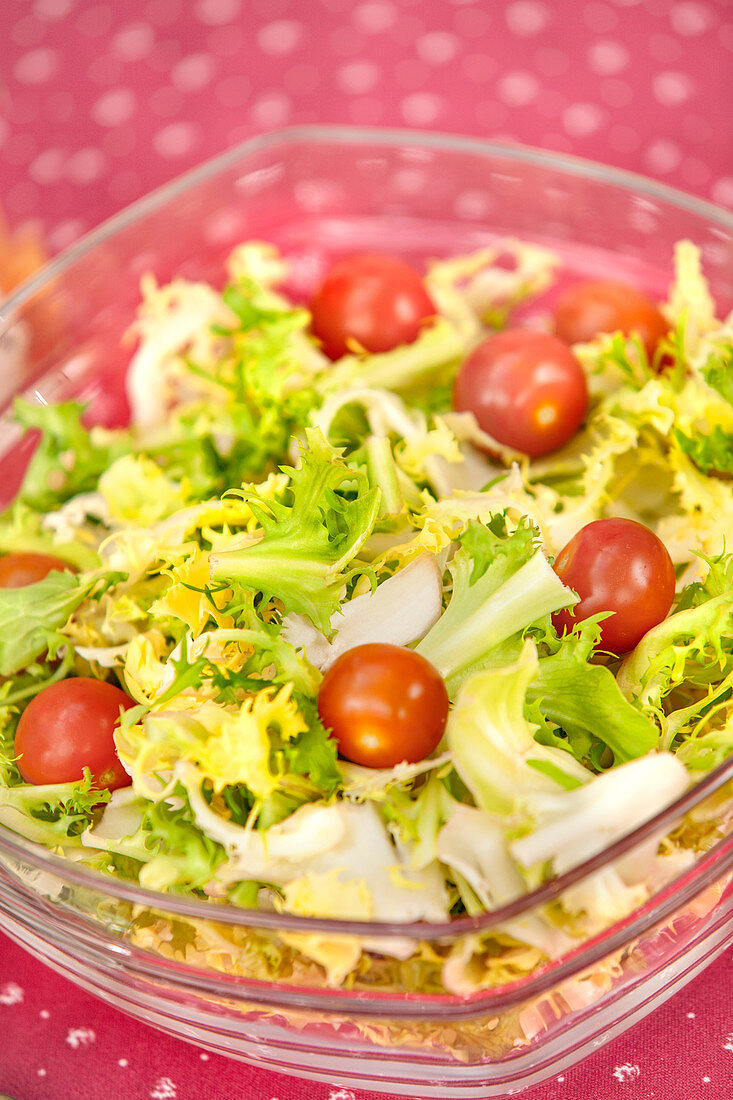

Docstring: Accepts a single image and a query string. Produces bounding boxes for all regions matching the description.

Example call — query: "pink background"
[1,1,733,1097]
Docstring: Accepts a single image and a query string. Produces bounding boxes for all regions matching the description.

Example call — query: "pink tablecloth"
[0,931,731,1100]
[1,2,733,1098]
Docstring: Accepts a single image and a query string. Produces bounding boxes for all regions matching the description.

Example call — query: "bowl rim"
[1,122,732,941]
[1,123,732,330]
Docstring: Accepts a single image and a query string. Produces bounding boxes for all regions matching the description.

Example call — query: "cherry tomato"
[553,281,669,359]
[552,518,676,654]
[0,551,74,588]
[317,643,449,768]
[452,330,588,458]
[15,678,135,789]
[309,253,436,360]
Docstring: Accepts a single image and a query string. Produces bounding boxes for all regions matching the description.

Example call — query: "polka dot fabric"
[0,0,732,253]
[1,2,733,1098]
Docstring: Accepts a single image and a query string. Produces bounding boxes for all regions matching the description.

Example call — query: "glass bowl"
[1,126,732,1097]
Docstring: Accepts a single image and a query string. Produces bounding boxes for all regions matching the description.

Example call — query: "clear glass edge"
[1,123,732,328]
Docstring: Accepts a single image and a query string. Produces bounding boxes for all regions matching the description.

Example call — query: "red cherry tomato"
[15,678,136,790]
[317,643,449,768]
[552,518,676,654]
[309,253,436,360]
[0,552,74,588]
[452,330,589,458]
[553,281,669,359]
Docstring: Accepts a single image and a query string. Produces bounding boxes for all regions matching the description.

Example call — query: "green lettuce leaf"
[528,628,659,764]
[416,517,577,695]
[210,429,380,634]
[0,571,98,676]
[446,638,591,819]
[0,771,109,847]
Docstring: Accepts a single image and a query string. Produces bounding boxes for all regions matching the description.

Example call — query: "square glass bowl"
[1,126,732,1097]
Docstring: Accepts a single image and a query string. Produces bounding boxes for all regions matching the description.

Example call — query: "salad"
[0,236,732,1000]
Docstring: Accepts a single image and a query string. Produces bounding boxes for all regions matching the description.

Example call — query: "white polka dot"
[66,147,107,184]
[645,139,682,174]
[250,91,292,128]
[214,75,250,107]
[171,53,215,91]
[454,190,493,220]
[711,177,733,208]
[14,47,58,84]
[653,71,695,106]
[416,31,459,65]
[600,78,633,107]
[257,19,303,55]
[337,61,380,94]
[199,1052,210,1061]
[195,0,241,23]
[587,40,629,74]
[400,92,442,126]
[48,219,86,251]
[29,147,66,184]
[112,23,155,61]
[39,1009,51,1020]
[92,87,137,126]
[583,2,619,32]
[563,102,605,137]
[497,71,540,107]
[505,1,549,35]
[609,124,641,152]
[153,121,199,157]
[354,1,398,34]
[670,2,712,35]
[37,1069,47,1078]
[648,33,683,62]
[118,1058,129,1068]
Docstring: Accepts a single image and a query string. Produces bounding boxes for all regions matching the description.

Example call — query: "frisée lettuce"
[0,236,732,1000]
